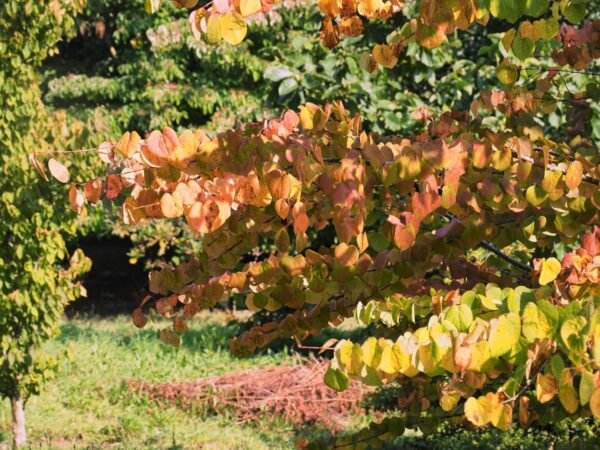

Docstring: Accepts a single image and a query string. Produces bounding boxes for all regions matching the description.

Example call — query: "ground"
[0,313,356,449]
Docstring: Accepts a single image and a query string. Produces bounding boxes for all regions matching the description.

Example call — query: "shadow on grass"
[57,319,242,354]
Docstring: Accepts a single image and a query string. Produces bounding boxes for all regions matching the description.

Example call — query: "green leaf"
[324,366,349,392]
[264,65,295,82]
[550,354,565,380]
[579,370,595,406]
[444,305,473,332]
[490,0,522,23]
[523,0,549,17]
[563,4,586,23]
[278,77,299,96]
[512,35,535,60]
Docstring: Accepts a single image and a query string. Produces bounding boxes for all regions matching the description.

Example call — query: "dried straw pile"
[129,360,368,427]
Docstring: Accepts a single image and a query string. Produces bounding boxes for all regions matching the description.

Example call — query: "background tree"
[39,0,600,448]
[0,0,92,446]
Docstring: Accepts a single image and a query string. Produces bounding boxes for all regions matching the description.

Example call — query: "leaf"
[490,0,522,23]
[132,308,147,328]
[539,257,561,285]
[590,389,600,418]
[372,44,397,68]
[220,12,247,45]
[334,243,359,267]
[239,0,262,17]
[205,14,222,44]
[378,344,406,375]
[324,367,349,392]
[579,370,595,406]
[536,373,557,403]
[526,185,548,207]
[278,77,299,96]
[48,158,69,183]
[465,397,487,427]
[444,305,473,332]
[558,369,579,414]
[29,153,48,181]
[338,16,363,37]
[565,161,583,190]
[415,23,446,49]
[160,192,184,218]
[145,0,161,14]
[563,4,586,24]
[264,65,294,82]
[489,313,521,358]
[496,62,519,85]
[512,35,535,60]
[115,131,140,158]
[523,0,549,17]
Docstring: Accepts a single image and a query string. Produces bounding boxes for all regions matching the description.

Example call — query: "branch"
[478,240,533,273]
[444,212,532,273]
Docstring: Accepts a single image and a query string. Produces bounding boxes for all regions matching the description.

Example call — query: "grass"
[0,312,343,449]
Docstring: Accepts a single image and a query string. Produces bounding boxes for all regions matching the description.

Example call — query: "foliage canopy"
[38,0,600,447]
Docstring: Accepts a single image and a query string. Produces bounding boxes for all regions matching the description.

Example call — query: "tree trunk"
[11,395,26,448]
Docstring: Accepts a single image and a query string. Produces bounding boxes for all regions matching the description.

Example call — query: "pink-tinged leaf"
[213,0,231,13]
[98,141,115,164]
[411,191,441,221]
[282,110,299,131]
[48,158,69,183]
[581,227,600,256]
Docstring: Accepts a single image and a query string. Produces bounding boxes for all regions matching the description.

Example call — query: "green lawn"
[0,313,338,449]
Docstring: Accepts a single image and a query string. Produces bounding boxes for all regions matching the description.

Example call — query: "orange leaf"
[334,243,359,267]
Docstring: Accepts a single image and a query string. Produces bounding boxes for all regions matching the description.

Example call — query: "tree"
[43,0,501,271]
[40,0,600,447]
[0,1,91,446]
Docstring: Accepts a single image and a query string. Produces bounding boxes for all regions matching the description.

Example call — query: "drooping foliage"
[44,0,511,269]
[38,0,600,448]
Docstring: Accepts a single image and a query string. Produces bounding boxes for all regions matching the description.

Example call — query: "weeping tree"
[40,0,600,448]
[0,0,92,446]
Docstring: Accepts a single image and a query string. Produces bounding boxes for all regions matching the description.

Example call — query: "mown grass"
[0,313,344,449]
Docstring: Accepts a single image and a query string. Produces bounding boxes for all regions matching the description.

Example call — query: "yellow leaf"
[539,257,561,285]
[536,373,557,403]
[465,396,488,426]
[205,14,222,44]
[240,0,262,17]
[378,343,405,375]
[590,388,600,418]
[558,369,579,414]
[220,12,247,45]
